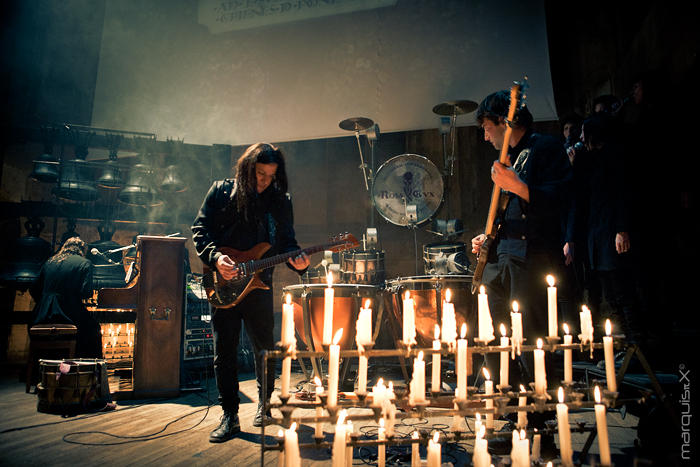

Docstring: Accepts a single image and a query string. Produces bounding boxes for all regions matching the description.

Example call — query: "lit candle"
[517,384,528,429]
[411,431,420,467]
[356,299,373,346]
[328,328,343,408]
[483,368,494,430]
[410,351,426,404]
[332,410,347,467]
[510,301,523,357]
[531,430,541,462]
[456,323,468,401]
[441,289,457,347]
[519,429,530,467]
[377,418,386,467]
[283,422,301,467]
[403,291,416,345]
[499,323,509,388]
[563,323,573,384]
[384,386,396,437]
[277,429,285,467]
[473,424,491,467]
[477,285,495,343]
[372,378,386,408]
[323,272,335,346]
[594,386,612,466]
[315,377,324,439]
[357,345,368,396]
[556,387,573,466]
[510,430,528,467]
[603,319,617,392]
[427,432,441,467]
[546,275,558,338]
[579,304,593,345]
[431,325,441,393]
[282,293,295,346]
[534,338,547,395]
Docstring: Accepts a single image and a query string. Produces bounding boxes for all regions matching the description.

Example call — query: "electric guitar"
[202,233,359,308]
[471,78,528,294]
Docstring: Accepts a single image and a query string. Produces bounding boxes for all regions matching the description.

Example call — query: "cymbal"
[339,117,374,132]
[432,100,478,116]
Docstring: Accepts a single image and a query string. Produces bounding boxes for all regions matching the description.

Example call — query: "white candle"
[345,421,353,467]
[282,293,296,346]
[411,431,420,467]
[563,323,573,384]
[594,386,612,466]
[357,349,368,396]
[427,432,441,467]
[499,323,509,388]
[356,299,372,346]
[372,378,386,408]
[473,424,491,467]
[517,385,528,429]
[579,304,593,345]
[283,422,301,467]
[556,387,573,466]
[441,289,457,347]
[377,418,385,467]
[403,291,416,345]
[510,430,529,467]
[510,301,523,357]
[603,319,617,392]
[477,285,495,343]
[277,429,285,467]
[323,272,335,346]
[483,368,494,430]
[384,391,396,437]
[332,410,347,467]
[411,351,426,404]
[456,323,468,401]
[328,328,343,408]
[431,325,441,393]
[532,430,541,462]
[546,274,558,338]
[534,338,547,395]
[281,355,292,398]
[315,377,324,438]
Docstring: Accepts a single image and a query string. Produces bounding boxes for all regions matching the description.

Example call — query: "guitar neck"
[250,242,341,273]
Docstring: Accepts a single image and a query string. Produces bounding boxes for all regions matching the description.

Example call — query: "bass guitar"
[203,233,359,308]
[471,79,527,294]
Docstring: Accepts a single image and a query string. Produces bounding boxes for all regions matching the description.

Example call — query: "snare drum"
[341,250,385,285]
[423,242,470,275]
[37,358,109,413]
[385,275,475,348]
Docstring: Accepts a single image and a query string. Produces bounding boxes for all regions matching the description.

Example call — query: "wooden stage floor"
[0,368,642,466]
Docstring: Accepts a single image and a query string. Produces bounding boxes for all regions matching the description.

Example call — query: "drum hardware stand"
[338,117,375,191]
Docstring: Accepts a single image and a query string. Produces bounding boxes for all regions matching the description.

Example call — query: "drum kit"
[284,100,479,382]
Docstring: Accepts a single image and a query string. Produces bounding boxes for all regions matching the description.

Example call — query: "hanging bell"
[0,218,52,291]
[160,164,187,192]
[30,152,60,183]
[119,163,156,205]
[55,157,97,202]
[96,157,123,189]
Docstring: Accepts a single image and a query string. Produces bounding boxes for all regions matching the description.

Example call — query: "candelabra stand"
[261,339,635,467]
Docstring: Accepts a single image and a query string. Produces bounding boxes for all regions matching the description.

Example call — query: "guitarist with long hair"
[192,143,309,442]
[471,90,571,455]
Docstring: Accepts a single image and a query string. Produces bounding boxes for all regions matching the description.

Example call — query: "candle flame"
[537,338,543,349]
[563,323,570,335]
[338,409,347,425]
[432,432,439,443]
[605,319,612,336]
[460,323,467,339]
[483,368,490,380]
[377,377,384,386]
[581,304,590,314]
[594,385,601,403]
[364,299,371,309]
[333,328,343,345]
[315,376,322,387]
[479,284,486,295]
[500,323,506,337]
[520,384,526,393]
[476,412,481,422]
[404,290,411,301]
[512,300,519,312]
[417,350,424,361]
[520,429,526,440]
[547,462,553,467]
[290,422,297,431]
[327,271,333,287]
[546,274,555,287]
[286,293,292,305]
[434,324,440,340]
[379,417,385,428]
[445,288,452,303]
[412,431,419,439]
[558,386,564,403]
[278,429,284,437]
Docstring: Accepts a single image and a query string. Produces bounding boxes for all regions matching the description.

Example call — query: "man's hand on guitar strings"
[288,252,310,271]
[491,161,529,202]
[216,254,239,281]
[471,233,486,255]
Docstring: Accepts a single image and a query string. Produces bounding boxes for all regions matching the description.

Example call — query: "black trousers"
[211,288,276,413]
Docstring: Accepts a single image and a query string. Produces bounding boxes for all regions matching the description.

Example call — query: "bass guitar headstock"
[506,75,529,128]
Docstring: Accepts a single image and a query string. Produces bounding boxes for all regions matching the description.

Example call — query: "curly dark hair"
[234,142,288,220]
[49,236,86,263]
[476,90,533,129]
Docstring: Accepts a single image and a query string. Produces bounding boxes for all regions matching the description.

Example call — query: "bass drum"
[371,154,444,226]
[385,275,475,348]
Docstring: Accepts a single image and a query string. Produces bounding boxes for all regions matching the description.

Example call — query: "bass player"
[192,142,309,443]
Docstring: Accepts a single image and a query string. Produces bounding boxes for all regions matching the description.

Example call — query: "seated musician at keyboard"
[192,143,309,443]
[30,236,102,358]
